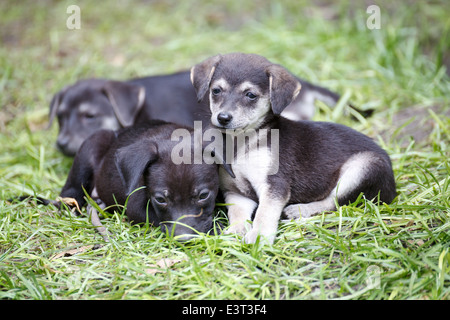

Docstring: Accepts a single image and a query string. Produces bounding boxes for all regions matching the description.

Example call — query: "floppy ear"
[102,81,146,127]
[202,139,235,178]
[190,55,222,102]
[266,65,302,115]
[218,157,235,179]
[115,140,158,196]
[47,85,69,130]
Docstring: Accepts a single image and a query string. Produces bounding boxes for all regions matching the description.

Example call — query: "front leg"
[223,192,258,236]
[244,190,289,245]
[87,187,111,242]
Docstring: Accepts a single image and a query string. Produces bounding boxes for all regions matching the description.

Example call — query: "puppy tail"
[6,195,59,207]
[349,103,374,118]
[6,195,83,214]
[290,78,374,120]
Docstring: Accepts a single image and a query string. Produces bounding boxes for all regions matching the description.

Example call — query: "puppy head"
[48,79,145,156]
[114,130,231,241]
[190,53,301,130]
[146,158,219,241]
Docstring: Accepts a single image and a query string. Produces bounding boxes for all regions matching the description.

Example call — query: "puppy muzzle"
[160,209,211,241]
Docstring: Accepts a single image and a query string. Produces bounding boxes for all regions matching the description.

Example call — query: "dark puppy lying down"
[59,121,232,241]
[48,72,205,156]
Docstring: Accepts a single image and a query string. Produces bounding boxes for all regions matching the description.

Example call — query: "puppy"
[59,121,233,241]
[48,70,355,156]
[48,72,207,156]
[190,53,396,244]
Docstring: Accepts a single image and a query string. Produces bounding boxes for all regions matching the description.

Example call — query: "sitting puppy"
[59,121,233,241]
[48,70,355,156]
[190,53,396,244]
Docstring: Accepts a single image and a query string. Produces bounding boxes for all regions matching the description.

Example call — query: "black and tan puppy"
[60,121,233,241]
[48,70,353,156]
[190,53,396,244]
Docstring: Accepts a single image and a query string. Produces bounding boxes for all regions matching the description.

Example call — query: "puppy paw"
[283,203,319,219]
[282,204,301,220]
[244,228,275,245]
[224,222,250,236]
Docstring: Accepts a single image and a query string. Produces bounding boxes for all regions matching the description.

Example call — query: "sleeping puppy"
[190,53,396,244]
[47,72,207,156]
[59,121,233,241]
[48,70,360,156]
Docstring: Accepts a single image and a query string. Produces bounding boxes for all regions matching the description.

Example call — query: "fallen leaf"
[407,239,425,247]
[57,196,82,214]
[145,258,183,275]
[51,245,93,260]
[406,220,415,227]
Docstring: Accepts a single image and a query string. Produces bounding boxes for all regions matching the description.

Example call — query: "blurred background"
[0,1,449,301]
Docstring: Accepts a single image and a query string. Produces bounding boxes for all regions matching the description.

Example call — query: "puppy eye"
[212,88,222,95]
[83,113,96,119]
[154,195,167,205]
[198,190,210,201]
[246,92,257,100]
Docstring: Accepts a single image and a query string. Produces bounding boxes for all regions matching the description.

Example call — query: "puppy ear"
[102,81,146,127]
[115,140,158,196]
[212,149,235,178]
[47,85,69,130]
[202,141,235,178]
[220,161,235,178]
[266,65,302,115]
[190,55,222,102]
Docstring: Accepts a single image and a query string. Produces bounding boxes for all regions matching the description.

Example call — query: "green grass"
[0,0,449,300]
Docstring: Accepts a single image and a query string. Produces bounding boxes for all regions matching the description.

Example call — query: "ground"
[0,0,449,300]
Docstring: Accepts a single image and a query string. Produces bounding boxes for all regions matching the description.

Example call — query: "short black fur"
[60,121,229,239]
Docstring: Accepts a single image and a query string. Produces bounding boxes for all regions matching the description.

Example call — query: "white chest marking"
[237,146,273,195]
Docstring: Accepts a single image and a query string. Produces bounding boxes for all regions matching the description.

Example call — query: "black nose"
[217,112,233,126]
[56,139,69,153]
[56,137,76,156]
